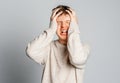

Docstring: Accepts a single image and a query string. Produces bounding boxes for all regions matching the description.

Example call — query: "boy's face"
[56,13,71,42]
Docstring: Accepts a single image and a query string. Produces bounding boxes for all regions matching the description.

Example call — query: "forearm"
[26,28,56,64]
[67,31,90,69]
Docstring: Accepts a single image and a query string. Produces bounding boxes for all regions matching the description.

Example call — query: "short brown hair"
[52,5,72,15]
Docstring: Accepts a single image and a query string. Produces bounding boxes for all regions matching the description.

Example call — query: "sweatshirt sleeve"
[67,23,90,69]
[26,28,56,65]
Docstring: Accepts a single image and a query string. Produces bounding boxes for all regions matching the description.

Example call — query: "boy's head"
[52,5,73,45]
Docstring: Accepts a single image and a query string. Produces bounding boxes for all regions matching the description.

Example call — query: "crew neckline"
[55,40,67,48]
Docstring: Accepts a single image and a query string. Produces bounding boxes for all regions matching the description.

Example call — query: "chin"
[59,35,68,41]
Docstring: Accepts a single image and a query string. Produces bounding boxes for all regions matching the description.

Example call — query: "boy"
[26,5,90,83]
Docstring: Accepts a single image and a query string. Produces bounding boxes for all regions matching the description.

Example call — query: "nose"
[61,22,67,28]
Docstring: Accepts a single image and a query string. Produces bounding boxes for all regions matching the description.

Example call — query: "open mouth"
[60,30,68,36]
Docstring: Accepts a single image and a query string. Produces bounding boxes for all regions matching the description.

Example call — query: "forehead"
[56,14,71,21]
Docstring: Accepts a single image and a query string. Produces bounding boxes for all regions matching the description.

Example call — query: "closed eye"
[66,21,70,24]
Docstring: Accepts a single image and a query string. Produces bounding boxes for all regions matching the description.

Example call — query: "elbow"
[69,57,87,69]
[69,46,90,69]
[72,64,86,69]
[25,43,39,62]
[26,43,33,58]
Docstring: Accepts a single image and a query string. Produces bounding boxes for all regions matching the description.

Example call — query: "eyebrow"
[66,20,70,22]
[57,20,70,22]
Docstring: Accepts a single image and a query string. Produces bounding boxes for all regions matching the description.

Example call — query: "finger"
[66,10,73,19]
[68,8,76,16]
[66,10,78,24]
[54,11,63,20]
[52,8,61,19]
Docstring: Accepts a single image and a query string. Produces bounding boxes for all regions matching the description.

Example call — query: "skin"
[56,13,71,45]
[50,8,78,45]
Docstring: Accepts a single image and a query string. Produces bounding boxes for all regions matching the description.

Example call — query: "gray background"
[0,0,120,83]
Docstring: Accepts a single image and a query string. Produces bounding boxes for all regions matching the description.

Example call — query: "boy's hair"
[52,5,72,15]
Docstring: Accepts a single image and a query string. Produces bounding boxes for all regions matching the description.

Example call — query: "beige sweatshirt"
[26,25,90,83]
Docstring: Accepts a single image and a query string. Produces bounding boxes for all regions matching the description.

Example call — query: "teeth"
[62,30,67,33]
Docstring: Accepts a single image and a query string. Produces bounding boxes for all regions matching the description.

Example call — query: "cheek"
[68,22,70,26]
[57,22,61,25]
[57,21,62,27]
[56,27,61,35]
[67,24,70,28]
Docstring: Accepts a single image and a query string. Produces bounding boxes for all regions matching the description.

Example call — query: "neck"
[58,39,67,45]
